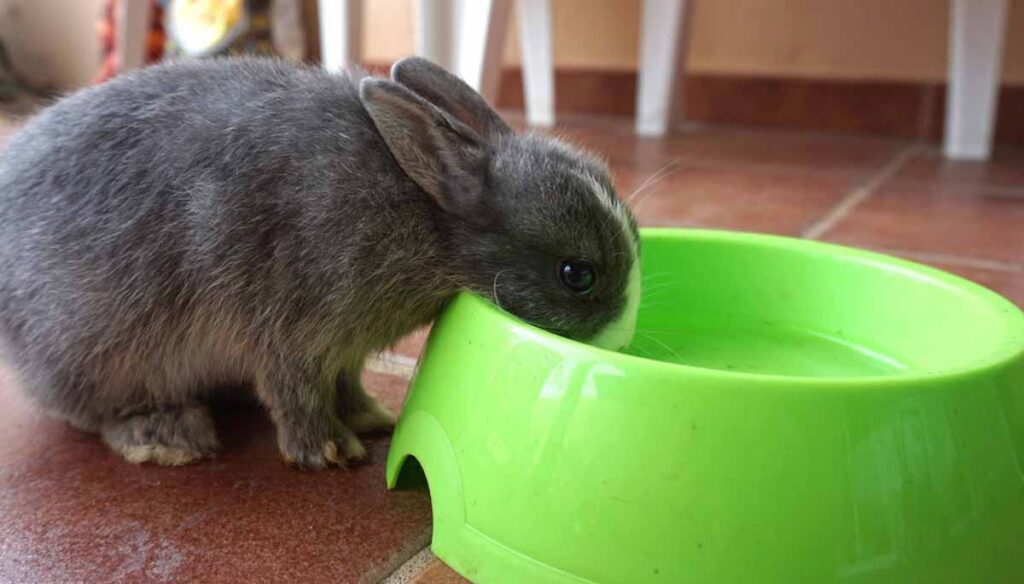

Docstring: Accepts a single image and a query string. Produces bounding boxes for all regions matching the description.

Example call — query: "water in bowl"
[624,318,907,378]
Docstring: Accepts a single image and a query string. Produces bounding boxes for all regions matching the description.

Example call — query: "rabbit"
[0,56,641,469]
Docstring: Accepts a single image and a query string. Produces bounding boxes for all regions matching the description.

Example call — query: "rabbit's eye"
[559,259,596,296]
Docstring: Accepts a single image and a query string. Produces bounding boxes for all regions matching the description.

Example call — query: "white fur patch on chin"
[590,257,641,351]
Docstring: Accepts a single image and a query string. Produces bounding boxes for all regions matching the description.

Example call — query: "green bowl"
[386,229,1024,583]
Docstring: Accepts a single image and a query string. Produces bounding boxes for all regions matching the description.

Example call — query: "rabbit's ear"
[390,56,512,140]
[360,77,488,217]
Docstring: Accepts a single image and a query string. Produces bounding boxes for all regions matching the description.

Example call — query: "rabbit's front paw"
[278,423,367,470]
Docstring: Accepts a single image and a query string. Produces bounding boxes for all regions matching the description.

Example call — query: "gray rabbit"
[0,56,640,468]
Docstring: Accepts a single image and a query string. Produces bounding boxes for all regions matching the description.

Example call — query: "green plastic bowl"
[386,229,1024,583]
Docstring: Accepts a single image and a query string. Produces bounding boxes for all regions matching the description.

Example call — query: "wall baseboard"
[499,68,1024,146]
[366,62,1024,146]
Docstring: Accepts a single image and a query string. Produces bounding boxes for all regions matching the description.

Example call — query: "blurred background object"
[0,38,20,99]
[0,0,108,91]
[161,0,305,60]
[165,0,250,58]
[0,0,1019,159]
[93,0,164,84]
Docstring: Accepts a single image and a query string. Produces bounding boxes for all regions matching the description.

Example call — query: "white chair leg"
[416,0,455,71]
[115,0,152,74]
[415,0,510,103]
[944,0,1008,160]
[635,0,691,136]
[453,0,512,104]
[476,0,513,104]
[517,0,555,126]
[318,0,364,71]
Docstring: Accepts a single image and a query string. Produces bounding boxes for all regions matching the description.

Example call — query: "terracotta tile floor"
[822,182,1024,263]
[1,104,1022,583]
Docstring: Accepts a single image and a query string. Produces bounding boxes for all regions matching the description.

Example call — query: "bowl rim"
[449,228,1024,388]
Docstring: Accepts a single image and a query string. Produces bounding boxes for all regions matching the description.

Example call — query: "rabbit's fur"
[0,57,640,468]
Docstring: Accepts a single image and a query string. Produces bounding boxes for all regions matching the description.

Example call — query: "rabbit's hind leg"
[337,369,397,435]
[101,402,219,466]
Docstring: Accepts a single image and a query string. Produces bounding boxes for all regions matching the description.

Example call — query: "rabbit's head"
[360,57,640,351]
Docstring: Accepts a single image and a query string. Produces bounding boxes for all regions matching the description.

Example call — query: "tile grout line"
[801,143,924,240]
[380,545,436,584]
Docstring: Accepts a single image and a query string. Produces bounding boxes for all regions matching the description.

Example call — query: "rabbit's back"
[0,58,432,419]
